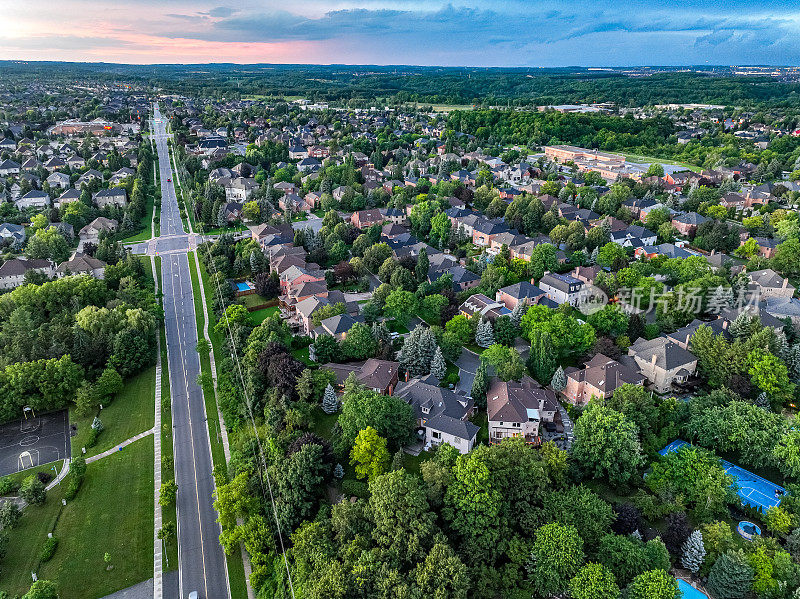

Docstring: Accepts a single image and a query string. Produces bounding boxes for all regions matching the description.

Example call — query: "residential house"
[672,212,709,237]
[394,375,479,454]
[79,217,118,244]
[325,359,400,396]
[0,223,26,247]
[16,190,50,210]
[538,272,586,306]
[351,209,384,229]
[46,171,71,189]
[487,377,558,444]
[56,254,106,279]
[312,313,364,341]
[563,354,645,405]
[56,188,81,208]
[748,269,796,300]
[495,281,546,311]
[93,188,127,208]
[666,319,730,350]
[0,258,56,289]
[428,265,481,292]
[459,293,511,323]
[627,337,698,393]
[223,177,258,203]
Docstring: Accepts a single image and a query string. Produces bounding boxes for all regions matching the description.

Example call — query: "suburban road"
[152,104,229,599]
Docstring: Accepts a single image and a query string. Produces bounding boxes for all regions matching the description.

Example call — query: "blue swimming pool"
[236,282,251,292]
[678,578,709,599]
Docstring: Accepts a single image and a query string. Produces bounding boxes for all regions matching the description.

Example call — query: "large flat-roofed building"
[544,145,646,182]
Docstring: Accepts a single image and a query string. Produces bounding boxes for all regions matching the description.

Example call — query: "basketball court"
[0,410,71,477]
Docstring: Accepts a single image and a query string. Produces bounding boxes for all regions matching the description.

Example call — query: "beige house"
[487,377,558,444]
[627,337,698,393]
[563,354,645,405]
[748,269,795,300]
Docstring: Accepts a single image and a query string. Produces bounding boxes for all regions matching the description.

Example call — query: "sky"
[2,0,800,66]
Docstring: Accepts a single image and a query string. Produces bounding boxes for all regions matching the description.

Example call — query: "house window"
[432,431,441,440]
[513,422,520,428]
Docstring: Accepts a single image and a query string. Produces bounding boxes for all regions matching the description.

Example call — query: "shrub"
[0,476,18,496]
[0,529,9,561]
[40,537,58,562]
[341,479,369,499]
[20,475,46,505]
[37,471,53,485]
[86,427,101,448]
[64,457,87,501]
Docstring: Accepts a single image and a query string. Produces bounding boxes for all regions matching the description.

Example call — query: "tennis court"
[659,439,785,512]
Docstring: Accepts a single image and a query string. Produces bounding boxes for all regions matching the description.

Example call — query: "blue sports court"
[659,440,785,512]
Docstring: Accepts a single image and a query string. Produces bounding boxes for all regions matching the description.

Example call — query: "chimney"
[651,353,658,367]
[783,278,788,289]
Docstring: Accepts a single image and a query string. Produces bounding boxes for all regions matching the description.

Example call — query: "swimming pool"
[678,578,709,599]
[236,282,251,291]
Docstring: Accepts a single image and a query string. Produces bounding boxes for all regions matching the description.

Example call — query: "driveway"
[455,348,481,394]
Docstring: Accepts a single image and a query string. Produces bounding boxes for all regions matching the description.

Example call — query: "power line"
[160,108,296,598]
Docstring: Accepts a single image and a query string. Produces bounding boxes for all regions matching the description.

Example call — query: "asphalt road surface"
[152,104,229,599]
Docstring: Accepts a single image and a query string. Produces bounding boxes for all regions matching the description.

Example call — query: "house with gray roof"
[0,258,56,289]
[0,223,26,248]
[312,313,364,341]
[487,377,558,444]
[394,375,478,454]
[627,337,698,392]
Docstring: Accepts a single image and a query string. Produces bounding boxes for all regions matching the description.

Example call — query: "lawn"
[248,305,280,325]
[618,152,702,173]
[120,185,157,243]
[36,438,155,599]
[386,320,410,334]
[70,366,156,459]
[401,450,432,474]
[0,486,64,596]
[311,408,338,439]
[241,294,276,310]
[0,460,64,494]
[470,412,489,446]
[292,346,314,367]
[202,224,248,236]
[159,320,178,571]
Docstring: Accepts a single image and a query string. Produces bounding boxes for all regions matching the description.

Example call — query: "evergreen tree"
[471,361,489,407]
[400,326,438,376]
[391,449,404,471]
[627,313,646,342]
[322,384,339,414]
[728,312,753,339]
[431,346,447,380]
[333,463,344,480]
[707,550,754,599]
[787,344,800,381]
[551,365,567,392]
[475,318,495,348]
[755,392,770,409]
[590,246,599,264]
[415,247,430,282]
[510,301,527,328]
[528,330,556,384]
[680,530,706,574]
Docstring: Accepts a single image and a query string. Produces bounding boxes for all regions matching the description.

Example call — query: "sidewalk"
[85,429,155,464]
